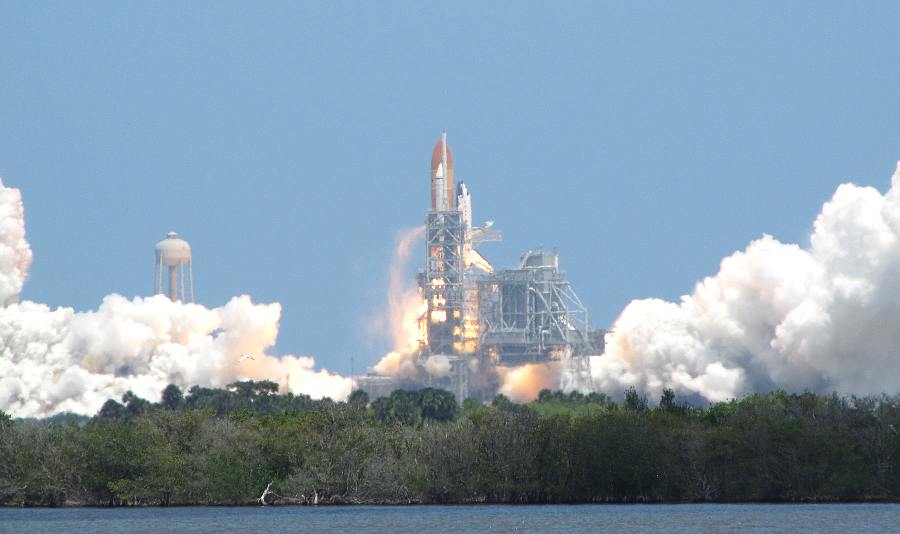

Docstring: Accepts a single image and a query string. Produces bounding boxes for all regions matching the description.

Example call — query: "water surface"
[1,503,898,533]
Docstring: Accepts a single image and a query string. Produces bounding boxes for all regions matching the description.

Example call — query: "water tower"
[155,231,194,302]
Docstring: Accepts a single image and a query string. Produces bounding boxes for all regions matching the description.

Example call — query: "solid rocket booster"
[430,132,455,211]
[457,181,472,234]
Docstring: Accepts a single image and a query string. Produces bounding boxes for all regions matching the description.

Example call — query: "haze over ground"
[2,2,900,379]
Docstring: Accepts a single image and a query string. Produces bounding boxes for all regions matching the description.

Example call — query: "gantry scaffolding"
[477,250,601,365]
[357,135,605,402]
[423,210,466,355]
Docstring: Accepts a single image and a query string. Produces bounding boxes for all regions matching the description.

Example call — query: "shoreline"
[7,499,900,508]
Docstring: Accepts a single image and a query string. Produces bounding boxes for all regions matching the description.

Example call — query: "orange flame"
[497,362,561,402]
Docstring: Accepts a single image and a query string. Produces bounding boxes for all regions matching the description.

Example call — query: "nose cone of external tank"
[431,138,453,171]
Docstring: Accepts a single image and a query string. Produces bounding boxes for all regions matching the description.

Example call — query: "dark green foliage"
[98,399,125,420]
[492,394,514,410]
[122,391,152,418]
[227,380,279,398]
[2,385,900,506]
[659,388,676,411]
[183,381,316,416]
[624,386,648,413]
[348,389,369,408]
[372,388,458,425]
[419,388,458,422]
[461,398,485,415]
[161,384,184,411]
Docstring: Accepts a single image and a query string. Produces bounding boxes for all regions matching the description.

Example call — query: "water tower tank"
[155,232,194,302]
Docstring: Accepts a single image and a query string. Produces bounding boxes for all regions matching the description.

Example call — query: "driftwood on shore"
[258,482,275,505]
[258,482,323,506]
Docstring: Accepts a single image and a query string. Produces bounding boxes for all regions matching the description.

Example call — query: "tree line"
[1,382,899,506]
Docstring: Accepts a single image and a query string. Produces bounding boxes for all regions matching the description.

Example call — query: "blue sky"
[2,2,900,375]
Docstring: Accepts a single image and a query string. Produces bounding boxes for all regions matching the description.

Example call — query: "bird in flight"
[239,354,256,362]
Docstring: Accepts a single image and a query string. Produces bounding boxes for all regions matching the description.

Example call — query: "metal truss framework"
[423,211,466,355]
[477,256,596,365]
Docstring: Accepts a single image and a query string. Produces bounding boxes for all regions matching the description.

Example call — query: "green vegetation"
[2,383,900,506]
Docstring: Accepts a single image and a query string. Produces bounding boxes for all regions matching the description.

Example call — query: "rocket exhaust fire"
[367,137,900,405]
[364,133,591,401]
[5,147,900,416]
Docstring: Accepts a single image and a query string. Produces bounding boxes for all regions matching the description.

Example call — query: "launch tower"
[422,134,501,357]
[357,132,602,401]
[423,133,465,354]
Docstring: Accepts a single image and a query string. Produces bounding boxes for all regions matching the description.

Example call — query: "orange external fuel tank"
[430,134,455,211]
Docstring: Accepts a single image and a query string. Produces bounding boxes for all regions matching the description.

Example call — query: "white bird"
[239,354,256,362]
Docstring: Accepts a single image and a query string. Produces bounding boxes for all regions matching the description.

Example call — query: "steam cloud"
[593,162,900,403]
[360,163,900,404]
[371,226,427,379]
[498,362,562,403]
[0,178,32,305]
[6,160,900,416]
[0,179,353,418]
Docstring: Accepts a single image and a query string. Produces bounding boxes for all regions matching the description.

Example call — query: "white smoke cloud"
[0,179,353,418]
[13,156,900,415]
[593,162,900,403]
[0,177,33,305]
[423,354,451,377]
[370,226,426,378]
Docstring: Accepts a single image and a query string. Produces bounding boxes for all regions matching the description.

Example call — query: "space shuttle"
[430,132,500,272]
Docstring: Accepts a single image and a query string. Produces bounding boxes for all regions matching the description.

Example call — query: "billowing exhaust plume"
[0,179,352,418]
[590,162,900,402]
[498,362,562,402]
[12,157,900,415]
[489,163,900,403]
[0,178,32,305]
[371,226,428,378]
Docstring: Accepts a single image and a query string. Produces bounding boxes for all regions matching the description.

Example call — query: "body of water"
[1,503,898,533]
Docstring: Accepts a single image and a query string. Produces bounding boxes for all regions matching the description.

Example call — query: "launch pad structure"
[358,133,604,401]
[422,208,465,356]
[477,249,601,366]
